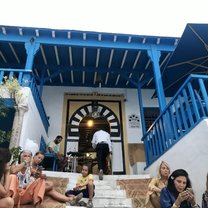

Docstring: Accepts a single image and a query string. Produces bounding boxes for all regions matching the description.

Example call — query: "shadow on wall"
[129,143,145,165]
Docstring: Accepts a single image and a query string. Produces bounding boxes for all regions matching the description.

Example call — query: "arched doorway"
[78,116,110,173]
[65,101,125,174]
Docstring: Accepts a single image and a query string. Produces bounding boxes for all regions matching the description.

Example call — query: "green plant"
[0,76,22,147]
[0,76,23,160]
[0,99,7,117]
[0,98,9,144]
[0,130,11,144]
[10,146,22,162]
[0,99,10,145]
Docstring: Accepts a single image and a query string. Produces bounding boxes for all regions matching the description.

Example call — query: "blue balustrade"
[0,69,49,132]
[142,74,208,168]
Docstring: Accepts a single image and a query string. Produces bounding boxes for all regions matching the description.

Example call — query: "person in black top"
[160,169,199,208]
[202,173,208,208]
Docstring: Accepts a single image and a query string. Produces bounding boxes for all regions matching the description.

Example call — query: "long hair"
[167,169,191,198]
[156,160,170,178]
[0,148,11,180]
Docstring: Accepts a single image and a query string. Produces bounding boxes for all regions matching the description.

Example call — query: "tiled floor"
[117,178,152,208]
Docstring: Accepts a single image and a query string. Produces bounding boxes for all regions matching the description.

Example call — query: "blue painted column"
[39,69,46,97]
[137,83,146,135]
[147,45,166,111]
[23,38,40,86]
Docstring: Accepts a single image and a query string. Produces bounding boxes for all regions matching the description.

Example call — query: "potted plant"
[0,76,22,159]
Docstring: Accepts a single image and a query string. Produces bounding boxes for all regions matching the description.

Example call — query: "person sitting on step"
[202,173,208,208]
[10,150,46,207]
[65,164,95,208]
[145,161,170,208]
[0,148,14,208]
[47,135,68,171]
[31,151,83,206]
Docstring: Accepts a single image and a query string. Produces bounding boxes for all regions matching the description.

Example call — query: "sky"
[1,0,208,38]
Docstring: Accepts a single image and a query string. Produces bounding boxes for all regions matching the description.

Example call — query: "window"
[143,107,160,131]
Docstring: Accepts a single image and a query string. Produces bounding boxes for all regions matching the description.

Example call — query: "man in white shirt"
[91,128,112,180]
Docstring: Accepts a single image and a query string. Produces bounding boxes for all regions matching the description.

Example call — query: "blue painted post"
[137,83,146,135]
[178,95,188,131]
[155,123,162,154]
[39,69,46,97]
[187,82,200,121]
[0,70,4,83]
[25,38,40,70]
[23,39,40,86]
[147,46,171,157]
[147,45,166,111]
[182,89,194,126]
[198,78,208,115]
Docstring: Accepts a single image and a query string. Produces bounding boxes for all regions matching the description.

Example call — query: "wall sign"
[128,114,140,128]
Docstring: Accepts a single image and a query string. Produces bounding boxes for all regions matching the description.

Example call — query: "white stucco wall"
[19,88,48,155]
[144,119,208,204]
[41,86,160,144]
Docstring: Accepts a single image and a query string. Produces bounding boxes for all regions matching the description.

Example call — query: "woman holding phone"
[160,169,199,208]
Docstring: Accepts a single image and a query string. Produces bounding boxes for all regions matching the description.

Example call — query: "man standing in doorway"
[47,135,67,171]
[92,127,112,180]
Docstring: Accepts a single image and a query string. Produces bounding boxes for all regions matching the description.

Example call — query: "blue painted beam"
[0,34,176,52]
[0,68,32,72]
[43,65,140,83]
[120,74,138,87]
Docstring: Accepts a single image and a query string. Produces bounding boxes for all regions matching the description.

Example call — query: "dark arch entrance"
[78,116,110,153]
[78,116,110,173]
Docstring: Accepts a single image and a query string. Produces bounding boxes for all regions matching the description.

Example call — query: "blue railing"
[142,74,208,168]
[0,69,49,132]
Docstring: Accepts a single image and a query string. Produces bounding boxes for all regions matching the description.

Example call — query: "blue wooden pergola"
[0,25,179,134]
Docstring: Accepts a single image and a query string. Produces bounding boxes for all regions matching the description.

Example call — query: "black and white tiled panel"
[68,104,121,137]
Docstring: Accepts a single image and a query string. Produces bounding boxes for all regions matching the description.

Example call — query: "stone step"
[66,183,120,191]
[66,197,132,208]
[95,189,127,197]
[44,171,150,181]
[43,171,150,208]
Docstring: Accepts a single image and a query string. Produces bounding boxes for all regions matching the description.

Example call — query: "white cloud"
[0,0,208,37]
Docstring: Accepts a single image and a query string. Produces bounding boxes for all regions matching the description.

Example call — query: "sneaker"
[75,192,83,202]
[78,201,87,206]
[69,192,83,205]
[99,169,103,180]
[87,200,93,208]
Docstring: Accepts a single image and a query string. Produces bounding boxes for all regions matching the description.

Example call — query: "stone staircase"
[44,171,151,208]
